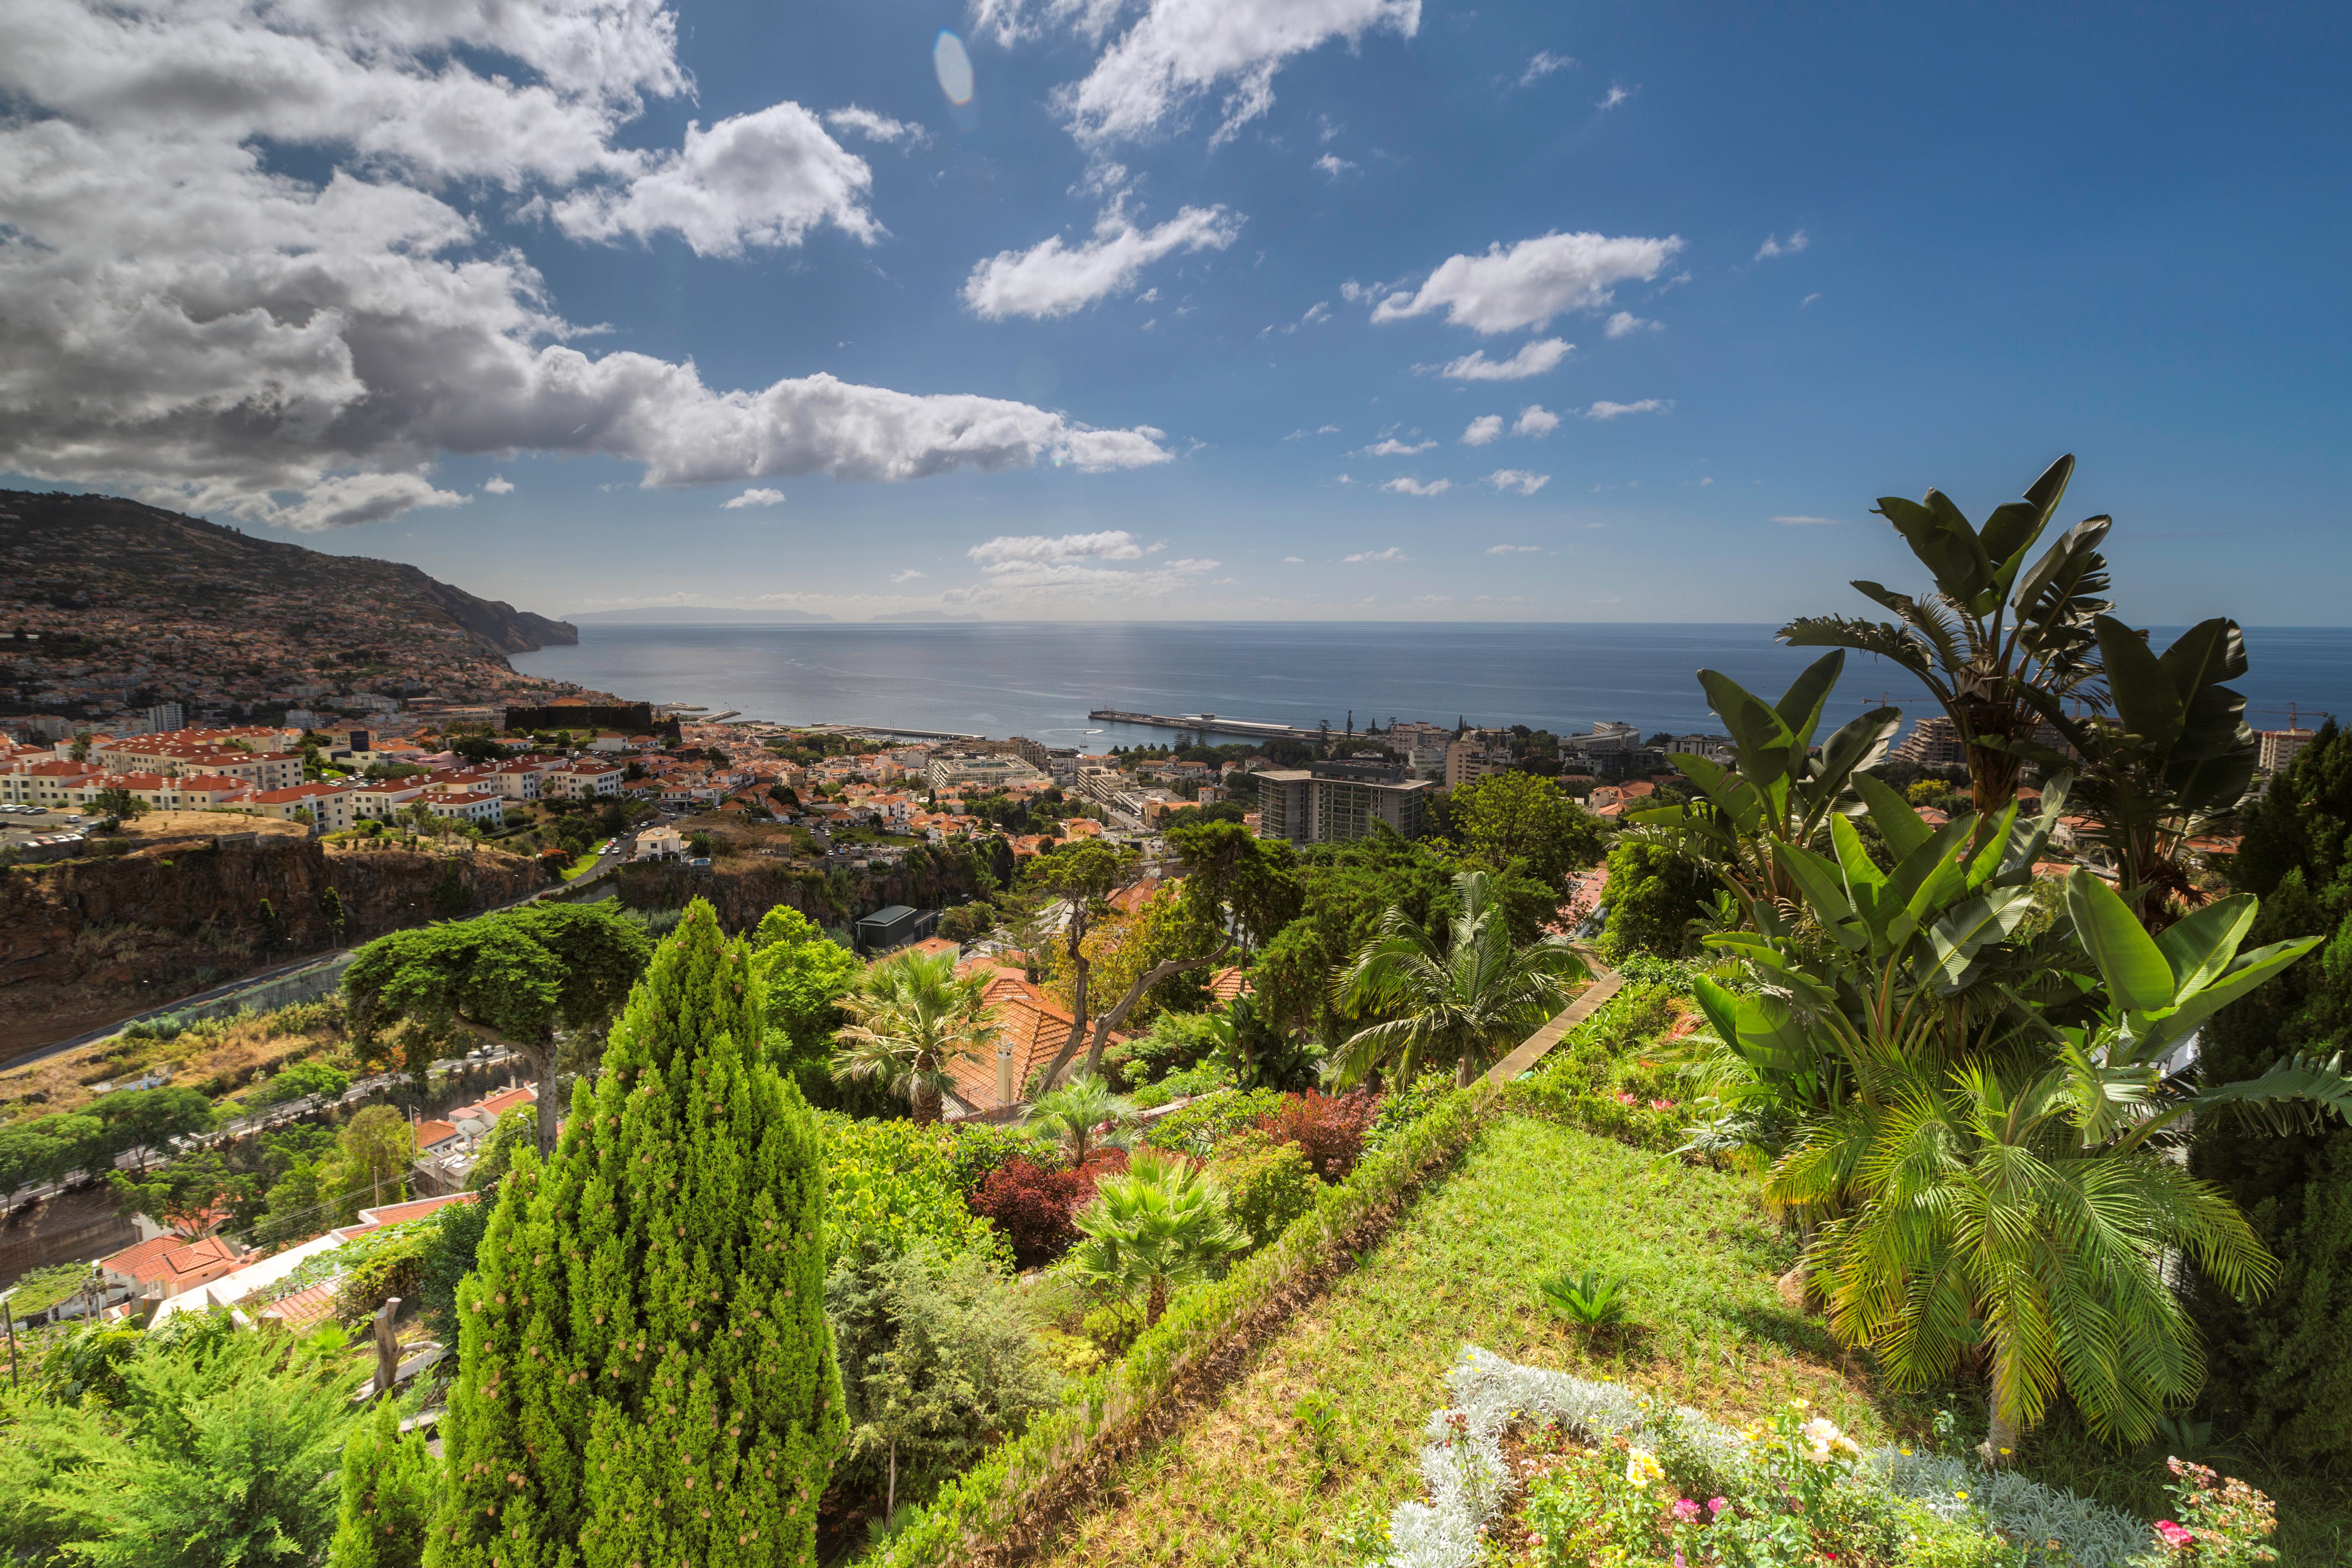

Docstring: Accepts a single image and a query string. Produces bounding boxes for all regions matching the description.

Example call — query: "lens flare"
[933,31,975,107]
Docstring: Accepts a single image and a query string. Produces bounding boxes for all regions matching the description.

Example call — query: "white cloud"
[1597,84,1633,110]
[1300,301,1332,325]
[1486,543,1540,554]
[1314,153,1358,178]
[1344,546,1408,562]
[1519,51,1575,87]
[1604,311,1660,339]
[1282,555,1306,562]
[1755,229,1810,260]
[0,0,1166,527]
[970,530,1151,565]
[1513,404,1560,437]
[1434,339,1573,381]
[984,0,1423,148]
[890,568,928,582]
[825,106,932,147]
[1699,476,1714,486]
[1364,438,1436,456]
[962,203,1243,319]
[723,487,786,509]
[551,103,881,257]
[1379,478,1450,497]
[1461,415,1504,447]
[1584,399,1672,420]
[1374,233,1683,333]
[482,475,516,495]
[1773,515,1850,526]
[1318,423,1341,434]
[1484,469,1550,496]
[1802,292,1823,307]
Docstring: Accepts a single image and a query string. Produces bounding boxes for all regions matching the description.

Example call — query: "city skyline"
[2,1,2345,623]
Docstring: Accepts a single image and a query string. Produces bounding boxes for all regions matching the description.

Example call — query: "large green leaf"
[2188,1051,2352,1136]
[2096,615,2187,753]
[1665,753,1765,833]
[1699,668,1797,787]
[2065,869,2177,1013]
[1877,493,1991,605]
[1814,707,1902,805]
[1690,975,1742,1049]
[2154,894,2258,999]
[1773,650,1845,750]
[2140,934,2324,1053]
[1851,770,1933,861]
[1772,838,1867,950]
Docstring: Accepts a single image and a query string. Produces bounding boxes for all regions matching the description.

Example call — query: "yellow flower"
[1956,1490,1970,1501]
[1625,1450,1664,1490]
[1900,1448,1914,1457]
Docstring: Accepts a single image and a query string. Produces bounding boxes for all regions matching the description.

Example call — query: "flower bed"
[1378,1347,2180,1568]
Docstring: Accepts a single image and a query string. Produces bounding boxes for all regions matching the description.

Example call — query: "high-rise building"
[144,701,184,734]
[2259,727,2317,776]
[1445,733,1512,788]
[1892,715,1964,768]
[1255,760,1434,844]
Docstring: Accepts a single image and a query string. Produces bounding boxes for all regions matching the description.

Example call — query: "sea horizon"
[511,620,2352,750]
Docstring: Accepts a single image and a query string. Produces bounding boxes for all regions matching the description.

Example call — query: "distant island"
[569,606,836,624]
[869,609,984,623]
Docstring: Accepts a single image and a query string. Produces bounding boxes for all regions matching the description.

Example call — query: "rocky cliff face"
[616,854,985,934]
[0,837,543,1053]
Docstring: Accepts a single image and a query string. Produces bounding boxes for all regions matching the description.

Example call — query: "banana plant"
[2046,868,2339,1148]
[2045,616,2258,930]
[1626,650,1899,928]
[1781,454,2112,819]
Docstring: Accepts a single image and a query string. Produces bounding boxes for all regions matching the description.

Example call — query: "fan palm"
[832,949,992,1123]
[1024,1073,1136,1165]
[1332,869,1589,1090]
[1069,1150,1241,1327]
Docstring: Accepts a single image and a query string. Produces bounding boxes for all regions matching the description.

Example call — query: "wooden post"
[373,1296,402,1398]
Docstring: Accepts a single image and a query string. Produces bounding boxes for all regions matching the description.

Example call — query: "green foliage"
[1534,1266,1630,1327]
[2196,719,2352,1462]
[93,1086,215,1172]
[1449,766,1606,897]
[1596,837,1711,964]
[1207,1132,1318,1249]
[821,1114,1012,1271]
[246,1057,349,1107]
[834,949,993,1124]
[933,901,997,945]
[331,1232,426,1326]
[0,1113,105,1195]
[322,1104,413,1222]
[1129,1056,1233,1110]
[14,1322,368,1568]
[414,1193,489,1346]
[1069,1149,1242,1328]
[826,1249,1062,1516]
[1140,1087,1283,1159]
[1332,868,1588,1089]
[6,1263,94,1320]
[1779,453,2111,817]
[1101,1009,1224,1088]
[1498,983,1689,1151]
[432,900,845,1568]
[940,1122,1043,1198]
[328,1396,440,1568]
[1023,1073,1136,1165]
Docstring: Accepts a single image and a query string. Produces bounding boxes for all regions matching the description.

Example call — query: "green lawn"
[557,849,601,880]
[1031,1116,1893,1568]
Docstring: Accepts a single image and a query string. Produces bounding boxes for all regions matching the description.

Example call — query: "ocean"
[508,623,2352,750]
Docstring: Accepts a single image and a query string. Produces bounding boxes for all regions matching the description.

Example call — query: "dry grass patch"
[0,1002,352,1123]
[1027,1115,1891,1568]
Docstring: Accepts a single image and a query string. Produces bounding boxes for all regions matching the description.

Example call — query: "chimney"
[995,1035,1016,1107]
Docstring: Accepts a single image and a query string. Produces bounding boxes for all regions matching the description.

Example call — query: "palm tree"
[1024,1073,1135,1165]
[832,949,992,1123]
[1775,1059,2275,1454]
[1780,454,2112,820]
[1070,1150,1241,1327]
[1333,870,1588,1090]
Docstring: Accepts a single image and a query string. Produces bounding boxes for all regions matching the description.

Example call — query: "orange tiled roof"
[261,1281,341,1332]
[1206,966,1249,1004]
[944,974,1128,1114]
[101,1233,244,1292]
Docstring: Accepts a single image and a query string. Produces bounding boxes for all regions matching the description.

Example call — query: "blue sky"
[3,1,2346,622]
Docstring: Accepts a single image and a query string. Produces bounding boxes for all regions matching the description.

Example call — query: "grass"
[557,849,601,881]
[0,1000,352,1125]
[1027,1115,1894,1568]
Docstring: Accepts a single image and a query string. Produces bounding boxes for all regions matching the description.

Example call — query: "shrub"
[1535,1267,1630,1329]
[1101,1011,1224,1089]
[248,1057,350,1107]
[1363,1070,1455,1160]
[824,1113,1012,1271]
[967,1151,1127,1269]
[1255,1089,1378,1181]
[1130,1057,1233,1110]
[333,1235,425,1326]
[1141,1087,1283,1159]
[1209,1132,1318,1249]
[969,1158,1085,1269]
[947,1122,1045,1196]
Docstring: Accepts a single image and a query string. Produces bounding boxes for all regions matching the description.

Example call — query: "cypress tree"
[429,898,844,1568]
[331,1397,440,1568]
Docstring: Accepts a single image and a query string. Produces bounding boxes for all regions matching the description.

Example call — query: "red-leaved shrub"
[1256,1090,1379,1182]
[968,1149,1131,1268]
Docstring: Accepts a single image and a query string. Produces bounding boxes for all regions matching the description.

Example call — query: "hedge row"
[864,1082,1490,1567]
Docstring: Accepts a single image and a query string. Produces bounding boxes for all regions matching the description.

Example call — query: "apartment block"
[1255,760,1434,845]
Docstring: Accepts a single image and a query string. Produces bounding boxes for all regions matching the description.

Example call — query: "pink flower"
[1672,1498,1702,1522]
[1674,1555,1686,1568]
[1708,1496,1729,1516]
[2155,1520,2196,1549]
[1652,1098,1678,1112]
